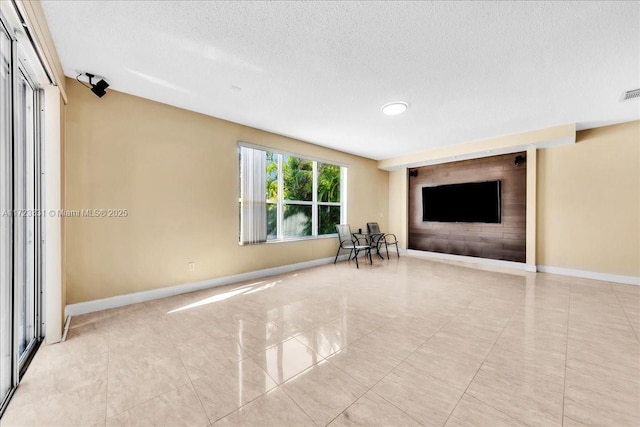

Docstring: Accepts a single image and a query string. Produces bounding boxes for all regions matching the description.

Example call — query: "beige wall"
[64,79,388,304]
[537,121,640,276]
[388,169,408,249]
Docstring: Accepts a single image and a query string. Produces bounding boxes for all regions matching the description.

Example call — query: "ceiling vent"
[621,88,640,101]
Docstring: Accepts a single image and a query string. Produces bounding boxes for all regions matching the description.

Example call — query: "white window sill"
[239,234,338,246]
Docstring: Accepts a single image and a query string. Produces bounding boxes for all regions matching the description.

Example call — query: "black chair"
[365,228,386,260]
[334,224,372,268]
[367,222,400,258]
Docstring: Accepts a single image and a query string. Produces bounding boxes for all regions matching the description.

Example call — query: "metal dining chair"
[367,222,400,258]
[334,224,373,268]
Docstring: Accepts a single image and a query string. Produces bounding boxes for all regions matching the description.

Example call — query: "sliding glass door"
[15,69,40,363]
[0,14,43,414]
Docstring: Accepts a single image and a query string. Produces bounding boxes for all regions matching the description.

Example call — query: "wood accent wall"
[408,153,526,262]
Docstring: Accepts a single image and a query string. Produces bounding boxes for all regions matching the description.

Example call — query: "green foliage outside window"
[265,154,341,238]
[318,163,340,203]
[283,156,313,201]
[266,152,278,201]
[283,156,312,236]
[318,205,341,235]
[317,163,341,234]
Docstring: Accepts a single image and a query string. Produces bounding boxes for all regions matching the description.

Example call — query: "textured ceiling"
[40,1,639,161]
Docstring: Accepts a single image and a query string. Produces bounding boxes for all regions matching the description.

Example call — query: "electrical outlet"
[188,262,195,271]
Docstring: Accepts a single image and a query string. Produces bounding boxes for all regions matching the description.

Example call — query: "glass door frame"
[14,61,43,375]
[0,13,15,416]
[0,9,44,416]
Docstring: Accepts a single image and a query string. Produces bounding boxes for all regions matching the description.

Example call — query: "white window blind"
[239,146,267,244]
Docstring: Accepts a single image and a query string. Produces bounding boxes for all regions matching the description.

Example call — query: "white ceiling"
[40,1,639,161]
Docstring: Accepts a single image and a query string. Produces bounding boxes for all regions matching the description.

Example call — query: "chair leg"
[368,247,372,264]
[385,241,389,259]
[396,243,400,257]
[334,247,341,264]
[354,248,360,268]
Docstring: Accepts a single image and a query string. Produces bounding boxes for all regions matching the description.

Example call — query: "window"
[239,145,345,244]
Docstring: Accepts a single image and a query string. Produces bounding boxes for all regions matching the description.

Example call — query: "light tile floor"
[1,256,639,426]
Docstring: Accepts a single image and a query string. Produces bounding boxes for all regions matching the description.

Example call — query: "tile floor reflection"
[1,257,639,426]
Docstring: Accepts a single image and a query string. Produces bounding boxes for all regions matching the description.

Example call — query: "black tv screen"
[422,180,501,223]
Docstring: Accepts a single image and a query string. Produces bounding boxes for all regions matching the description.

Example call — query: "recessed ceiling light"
[381,101,408,116]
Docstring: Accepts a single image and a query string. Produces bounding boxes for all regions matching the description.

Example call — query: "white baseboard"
[65,255,345,317]
[406,249,527,272]
[537,265,639,286]
[525,264,538,273]
[405,249,638,286]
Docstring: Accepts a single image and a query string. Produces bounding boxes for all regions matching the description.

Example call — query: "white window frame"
[239,142,347,244]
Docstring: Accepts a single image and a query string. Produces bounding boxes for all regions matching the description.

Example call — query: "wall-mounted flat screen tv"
[422,180,501,223]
